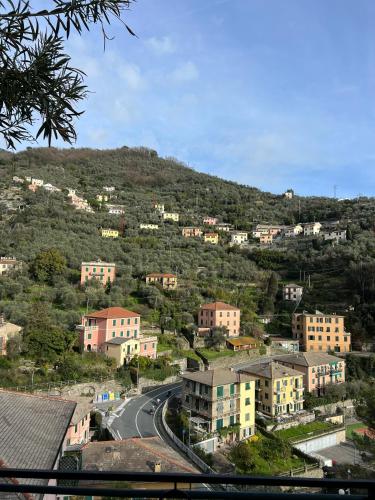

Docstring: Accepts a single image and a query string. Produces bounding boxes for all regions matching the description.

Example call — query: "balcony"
[0,468,373,499]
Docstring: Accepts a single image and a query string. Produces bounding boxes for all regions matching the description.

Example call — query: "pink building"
[78,307,140,352]
[140,336,158,359]
[198,301,240,337]
[276,352,346,395]
[65,398,92,449]
[80,261,116,286]
[203,217,218,226]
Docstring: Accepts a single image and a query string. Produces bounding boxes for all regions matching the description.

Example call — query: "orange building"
[146,273,177,289]
[292,311,351,353]
[81,261,116,286]
[198,301,240,337]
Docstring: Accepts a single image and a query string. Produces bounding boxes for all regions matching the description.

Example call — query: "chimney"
[153,461,162,473]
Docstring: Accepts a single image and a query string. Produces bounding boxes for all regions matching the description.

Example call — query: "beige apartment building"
[292,311,351,353]
[182,227,203,238]
[241,362,304,417]
[198,301,240,337]
[146,273,177,289]
[181,368,256,440]
[203,232,219,244]
[0,257,19,275]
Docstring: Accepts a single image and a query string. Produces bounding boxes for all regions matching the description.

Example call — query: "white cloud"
[171,61,199,82]
[117,63,145,90]
[145,36,176,55]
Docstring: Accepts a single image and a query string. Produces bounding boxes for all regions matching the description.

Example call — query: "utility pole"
[308,275,311,288]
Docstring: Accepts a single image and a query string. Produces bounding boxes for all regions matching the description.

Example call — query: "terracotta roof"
[226,336,260,347]
[241,361,303,380]
[182,368,255,387]
[146,273,176,278]
[275,352,344,368]
[200,301,239,311]
[86,307,140,319]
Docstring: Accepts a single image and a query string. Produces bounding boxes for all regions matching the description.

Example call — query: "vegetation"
[274,421,340,442]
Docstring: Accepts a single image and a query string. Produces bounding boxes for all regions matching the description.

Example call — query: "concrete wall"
[314,399,355,417]
[294,428,346,454]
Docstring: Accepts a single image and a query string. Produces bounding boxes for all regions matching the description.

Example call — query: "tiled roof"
[182,368,255,387]
[104,337,134,345]
[146,273,176,278]
[241,361,303,379]
[283,283,303,288]
[275,352,344,367]
[226,336,260,347]
[86,307,140,319]
[81,261,115,266]
[82,437,198,474]
[200,301,239,311]
[0,390,75,473]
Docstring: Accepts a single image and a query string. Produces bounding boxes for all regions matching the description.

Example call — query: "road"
[109,382,182,440]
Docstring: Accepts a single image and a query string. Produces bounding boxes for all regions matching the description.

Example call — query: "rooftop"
[283,283,303,288]
[182,368,255,387]
[200,301,239,311]
[85,307,140,319]
[146,273,176,278]
[241,361,303,380]
[275,352,344,367]
[226,336,260,347]
[82,261,116,266]
[104,337,135,345]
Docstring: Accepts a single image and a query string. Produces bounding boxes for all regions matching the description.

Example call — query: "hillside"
[0,146,374,373]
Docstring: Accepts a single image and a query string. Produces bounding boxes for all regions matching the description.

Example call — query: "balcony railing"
[0,468,373,499]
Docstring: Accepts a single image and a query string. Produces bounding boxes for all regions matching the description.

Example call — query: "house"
[259,233,273,245]
[292,311,351,353]
[181,368,256,440]
[81,437,198,487]
[146,273,177,289]
[140,223,159,230]
[240,362,304,417]
[203,216,218,226]
[283,284,303,302]
[162,212,179,222]
[65,397,93,449]
[100,228,119,238]
[78,306,141,353]
[303,222,322,236]
[231,231,248,245]
[80,261,116,286]
[198,301,240,337]
[203,232,219,244]
[275,352,346,396]
[43,183,61,192]
[322,230,347,243]
[284,224,303,237]
[252,224,285,238]
[103,186,115,192]
[104,335,158,367]
[215,223,233,232]
[0,256,19,275]
[12,176,24,183]
[226,337,260,351]
[0,316,22,355]
[269,337,300,353]
[0,390,76,493]
[96,193,109,202]
[182,227,203,238]
[153,203,165,213]
[68,191,94,213]
[29,177,44,187]
[107,204,125,215]
[284,189,294,199]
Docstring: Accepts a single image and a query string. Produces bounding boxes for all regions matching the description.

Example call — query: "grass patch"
[275,421,339,442]
[197,348,235,361]
[346,422,368,440]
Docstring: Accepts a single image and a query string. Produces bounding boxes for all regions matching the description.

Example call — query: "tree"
[0,0,135,149]
[30,248,66,283]
[355,384,375,429]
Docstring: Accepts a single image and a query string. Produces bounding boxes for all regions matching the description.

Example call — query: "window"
[112,332,115,337]
[335,336,339,342]
[308,335,315,340]
[245,382,251,390]
[245,412,250,421]
[135,318,138,324]
[112,319,116,326]
[216,418,224,430]
[120,331,124,337]
[93,267,96,272]
[87,333,91,340]
[326,327,330,332]
[318,335,322,341]
[127,319,130,325]
[265,380,269,387]
[134,330,137,338]
[85,267,89,272]
[327,336,331,341]
[144,344,147,350]
[127,331,130,337]
[217,386,224,398]
[230,384,235,395]
[74,424,78,433]
[121,319,124,325]
[152,343,155,348]
[265,393,269,400]
[245,397,251,405]
[101,267,104,273]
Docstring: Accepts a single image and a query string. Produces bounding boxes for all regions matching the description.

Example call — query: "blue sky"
[52,1,375,197]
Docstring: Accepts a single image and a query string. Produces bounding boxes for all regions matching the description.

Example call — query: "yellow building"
[241,362,304,417]
[181,368,256,440]
[103,337,140,366]
[203,232,219,244]
[101,228,119,238]
[162,212,179,222]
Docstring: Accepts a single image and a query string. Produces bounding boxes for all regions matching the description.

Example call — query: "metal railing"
[0,468,374,499]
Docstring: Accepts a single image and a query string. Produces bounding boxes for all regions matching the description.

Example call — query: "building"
[104,335,158,367]
[0,390,76,492]
[162,212,179,222]
[226,336,260,351]
[145,273,177,289]
[100,228,119,238]
[78,306,141,352]
[259,233,273,245]
[181,368,256,440]
[65,397,93,449]
[182,227,203,238]
[284,224,303,237]
[215,223,233,232]
[283,284,303,302]
[292,311,351,353]
[253,224,285,238]
[27,177,44,187]
[12,175,24,183]
[203,216,218,226]
[140,223,159,230]
[275,352,346,395]
[240,362,304,417]
[43,182,61,192]
[96,194,109,202]
[303,222,322,236]
[203,232,219,244]
[103,186,115,192]
[269,337,300,353]
[231,231,248,245]
[153,203,165,213]
[0,317,22,355]
[107,204,125,215]
[284,189,294,199]
[68,191,94,213]
[322,230,347,243]
[0,256,19,275]
[80,261,116,286]
[198,301,240,337]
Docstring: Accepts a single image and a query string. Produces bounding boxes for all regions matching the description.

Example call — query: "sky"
[37,1,375,197]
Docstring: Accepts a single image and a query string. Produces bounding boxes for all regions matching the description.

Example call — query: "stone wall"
[45,379,124,398]
[206,350,264,369]
[314,399,355,417]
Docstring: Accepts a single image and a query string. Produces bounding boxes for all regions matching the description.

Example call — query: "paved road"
[318,441,364,466]
[109,382,181,440]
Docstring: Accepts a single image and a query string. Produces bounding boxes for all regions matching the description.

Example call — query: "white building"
[284,224,303,237]
[322,230,347,243]
[12,176,24,184]
[283,284,303,302]
[303,222,322,236]
[231,231,248,245]
[43,183,61,192]
[283,189,294,199]
[153,203,165,213]
[103,186,115,192]
[0,257,19,275]
[215,223,233,232]
[107,204,125,215]
[140,224,159,230]
[162,212,179,222]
